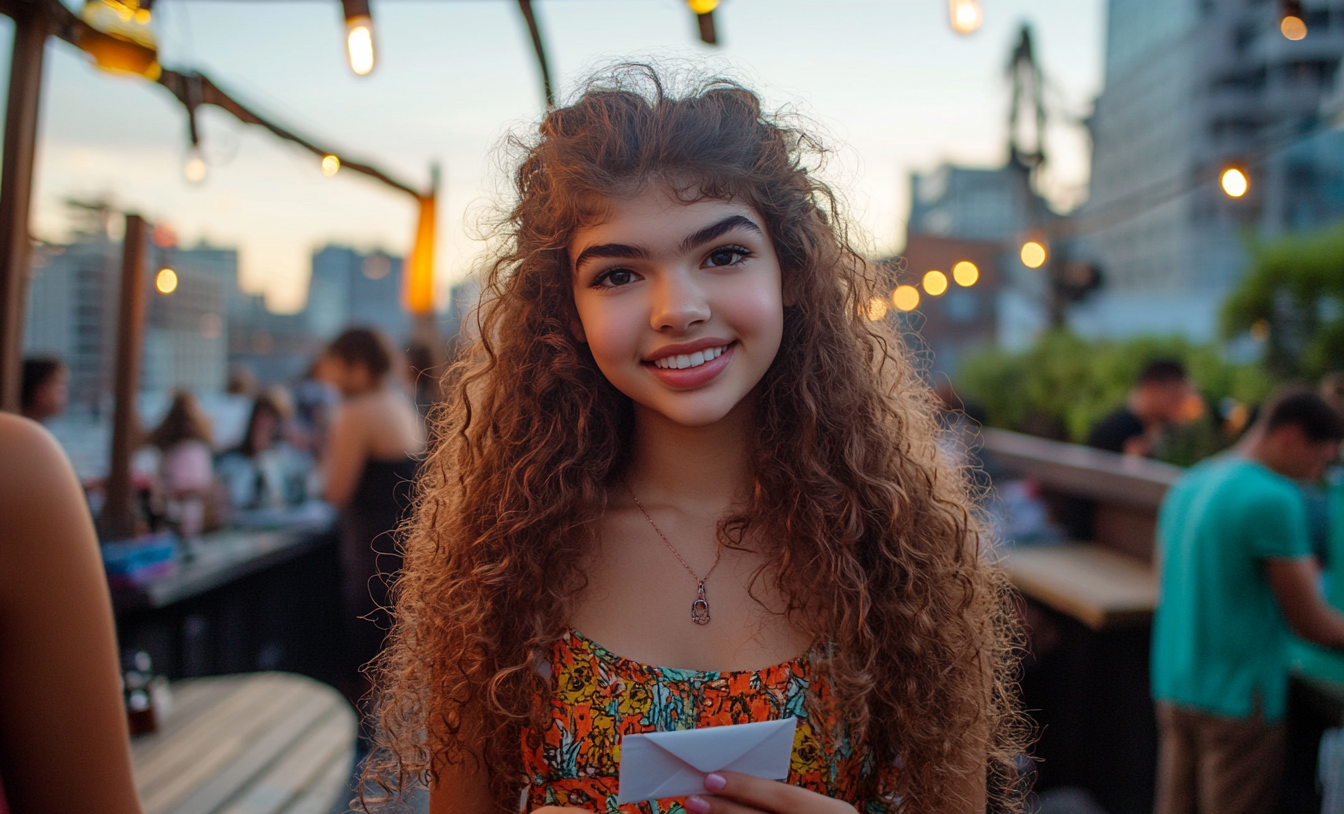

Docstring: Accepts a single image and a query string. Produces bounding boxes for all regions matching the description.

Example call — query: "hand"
[686,772,857,814]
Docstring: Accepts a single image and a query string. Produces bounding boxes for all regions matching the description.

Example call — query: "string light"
[892,285,921,312]
[922,270,949,296]
[321,154,341,177]
[342,0,376,75]
[155,268,178,295]
[1020,240,1047,269]
[78,0,161,80]
[952,260,979,287]
[184,147,207,184]
[948,0,983,35]
[1280,0,1307,40]
[1221,167,1249,198]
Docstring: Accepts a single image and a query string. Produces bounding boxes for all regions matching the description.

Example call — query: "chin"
[633,396,741,429]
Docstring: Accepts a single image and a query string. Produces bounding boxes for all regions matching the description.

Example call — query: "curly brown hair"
[365,64,1026,813]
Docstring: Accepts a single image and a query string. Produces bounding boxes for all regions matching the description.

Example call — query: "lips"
[644,342,736,388]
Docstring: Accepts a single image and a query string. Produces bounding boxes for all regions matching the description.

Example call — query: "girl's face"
[570,187,785,428]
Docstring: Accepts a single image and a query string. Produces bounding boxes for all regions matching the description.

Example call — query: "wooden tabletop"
[1000,543,1158,630]
[131,672,356,814]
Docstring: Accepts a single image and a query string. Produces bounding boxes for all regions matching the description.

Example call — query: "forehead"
[567,187,763,260]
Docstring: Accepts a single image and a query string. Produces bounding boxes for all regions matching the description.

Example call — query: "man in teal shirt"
[1153,391,1344,814]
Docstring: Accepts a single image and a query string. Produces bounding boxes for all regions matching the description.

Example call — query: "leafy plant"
[955,330,1273,465]
[1222,220,1344,380]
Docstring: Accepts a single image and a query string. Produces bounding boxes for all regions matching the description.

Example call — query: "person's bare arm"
[1266,557,1344,650]
[323,402,367,508]
[0,414,143,814]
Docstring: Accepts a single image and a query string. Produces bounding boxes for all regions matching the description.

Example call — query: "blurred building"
[904,162,1056,355]
[24,236,120,409]
[141,244,231,395]
[1078,0,1344,340]
[307,245,408,345]
[887,235,1004,377]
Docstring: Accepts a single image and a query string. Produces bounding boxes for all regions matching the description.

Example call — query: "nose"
[650,269,710,332]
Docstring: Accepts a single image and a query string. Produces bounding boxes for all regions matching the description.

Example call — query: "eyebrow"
[572,214,766,274]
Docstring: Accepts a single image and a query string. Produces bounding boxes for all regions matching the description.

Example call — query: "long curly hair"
[365,64,1026,813]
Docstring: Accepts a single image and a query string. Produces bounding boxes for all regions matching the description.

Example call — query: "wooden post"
[100,214,148,539]
[0,7,49,413]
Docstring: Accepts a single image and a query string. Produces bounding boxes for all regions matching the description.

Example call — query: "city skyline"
[5,0,1103,313]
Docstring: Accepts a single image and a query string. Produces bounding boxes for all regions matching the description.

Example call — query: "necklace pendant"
[691,582,711,625]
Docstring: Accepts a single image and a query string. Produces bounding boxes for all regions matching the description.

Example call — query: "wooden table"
[131,672,356,814]
[999,542,1158,630]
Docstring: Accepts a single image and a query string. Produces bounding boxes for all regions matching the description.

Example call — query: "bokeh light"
[688,0,720,13]
[155,268,178,294]
[1220,167,1248,198]
[1020,241,1047,269]
[948,0,983,34]
[923,270,949,296]
[952,260,979,287]
[321,154,341,177]
[346,20,375,75]
[865,296,889,321]
[892,285,920,312]
[1280,15,1307,41]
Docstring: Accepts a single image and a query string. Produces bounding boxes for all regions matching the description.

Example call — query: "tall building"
[307,245,409,344]
[142,244,231,395]
[1078,0,1344,339]
[24,237,120,408]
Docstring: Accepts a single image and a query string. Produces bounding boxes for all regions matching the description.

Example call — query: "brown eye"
[593,268,637,288]
[705,246,749,267]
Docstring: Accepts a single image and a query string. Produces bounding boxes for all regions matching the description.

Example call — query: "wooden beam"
[0,4,48,413]
[516,0,556,110]
[100,214,148,539]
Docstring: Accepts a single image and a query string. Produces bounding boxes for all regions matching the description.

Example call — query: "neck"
[626,399,753,511]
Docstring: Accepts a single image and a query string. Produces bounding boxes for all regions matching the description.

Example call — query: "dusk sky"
[5,0,1104,312]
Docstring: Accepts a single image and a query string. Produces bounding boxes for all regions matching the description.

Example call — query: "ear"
[569,314,587,344]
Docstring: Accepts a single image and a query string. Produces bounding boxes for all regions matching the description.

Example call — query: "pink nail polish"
[686,795,710,813]
[704,773,727,792]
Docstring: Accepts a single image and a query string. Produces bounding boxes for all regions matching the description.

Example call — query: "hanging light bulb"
[341,0,376,75]
[687,0,719,45]
[1280,0,1307,40]
[184,146,207,184]
[1221,167,1249,198]
[321,154,341,177]
[78,0,161,80]
[949,0,983,35]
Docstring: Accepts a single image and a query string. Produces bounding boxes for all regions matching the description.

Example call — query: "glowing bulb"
[1020,241,1047,269]
[184,148,207,184]
[1221,167,1249,198]
[892,285,921,312]
[1281,15,1307,40]
[687,0,719,13]
[346,17,375,75]
[321,154,341,177]
[948,0,983,34]
[922,270,949,296]
[155,268,178,294]
[952,260,979,287]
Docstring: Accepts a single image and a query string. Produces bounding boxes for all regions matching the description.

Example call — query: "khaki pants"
[1154,702,1285,814]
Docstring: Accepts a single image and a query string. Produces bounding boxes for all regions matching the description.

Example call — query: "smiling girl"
[366,65,1025,814]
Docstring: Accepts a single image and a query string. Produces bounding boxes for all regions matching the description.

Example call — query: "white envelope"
[616,717,798,805]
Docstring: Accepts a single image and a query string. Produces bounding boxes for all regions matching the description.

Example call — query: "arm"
[1266,557,1344,650]
[0,415,144,814]
[323,401,367,508]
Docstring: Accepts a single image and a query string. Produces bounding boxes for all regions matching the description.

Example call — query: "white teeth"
[652,345,728,369]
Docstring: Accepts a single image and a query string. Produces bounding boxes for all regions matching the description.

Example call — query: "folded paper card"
[616,717,798,804]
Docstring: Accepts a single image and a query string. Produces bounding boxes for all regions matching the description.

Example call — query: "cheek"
[575,302,641,364]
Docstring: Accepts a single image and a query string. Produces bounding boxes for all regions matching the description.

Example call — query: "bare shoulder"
[0,413,76,502]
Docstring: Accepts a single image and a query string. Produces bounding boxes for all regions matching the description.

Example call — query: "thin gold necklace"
[626,483,722,625]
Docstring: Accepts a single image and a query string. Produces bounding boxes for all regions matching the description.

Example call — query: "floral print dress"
[520,629,898,814]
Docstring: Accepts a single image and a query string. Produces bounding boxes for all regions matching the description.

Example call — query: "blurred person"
[318,328,424,703]
[1153,391,1344,814]
[1088,359,1193,457]
[225,365,257,397]
[217,390,309,511]
[0,413,143,814]
[20,357,68,424]
[147,391,215,536]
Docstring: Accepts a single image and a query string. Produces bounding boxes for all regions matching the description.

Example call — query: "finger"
[698,772,856,814]
[684,794,770,814]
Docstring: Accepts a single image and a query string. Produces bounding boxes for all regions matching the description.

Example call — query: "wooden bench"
[131,672,356,814]
[999,542,1157,630]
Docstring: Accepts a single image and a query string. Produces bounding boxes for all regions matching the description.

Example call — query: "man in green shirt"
[1153,391,1344,814]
